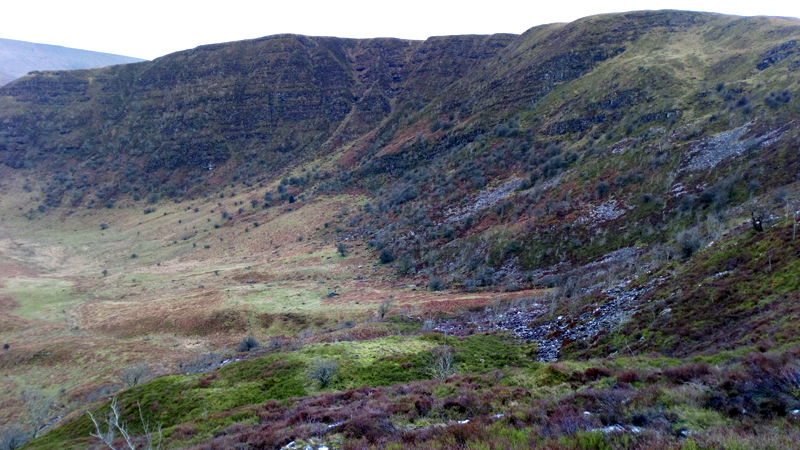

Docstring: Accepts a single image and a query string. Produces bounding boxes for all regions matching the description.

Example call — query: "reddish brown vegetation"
[618,369,641,383]
[663,362,714,383]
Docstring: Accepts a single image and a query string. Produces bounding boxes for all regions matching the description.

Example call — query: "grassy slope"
[24,331,800,450]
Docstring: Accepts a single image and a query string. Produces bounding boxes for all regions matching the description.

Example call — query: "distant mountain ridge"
[0,37,144,86]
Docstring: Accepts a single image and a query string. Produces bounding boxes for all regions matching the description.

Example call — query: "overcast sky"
[3,0,799,60]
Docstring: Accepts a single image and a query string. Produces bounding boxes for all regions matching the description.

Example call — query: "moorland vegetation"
[1,10,800,449]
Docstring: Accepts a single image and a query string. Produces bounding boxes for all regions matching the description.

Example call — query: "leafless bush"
[0,424,28,450]
[777,364,800,395]
[285,329,312,351]
[120,363,151,388]
[490,297,510,315]
[794,210,800,240]
[336,320,356,330]
[542,289,560,318]
[178,352,222,374]
[88,397,162,450]
[425,346,458,380]
[267,336,285,351]
[308,358,339,388]
[22,389,54,439]
[677,229,701,258]
[85,384,121,403]
[377,300,392,320]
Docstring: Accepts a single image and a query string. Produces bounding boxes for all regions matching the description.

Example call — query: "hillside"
[1,10,800,450]
[0,38,144,86]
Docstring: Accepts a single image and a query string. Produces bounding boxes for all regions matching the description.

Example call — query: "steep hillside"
[2,10,800,450]
[0,33,513,200]
[0,38,144,86]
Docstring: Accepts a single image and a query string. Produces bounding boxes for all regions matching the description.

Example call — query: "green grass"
[24,333,800,449]
[231,283,329,313]
[24,332,542,448]
[5,277,81,321]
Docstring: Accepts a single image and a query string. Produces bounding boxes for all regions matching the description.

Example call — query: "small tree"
[377,300,392,320]
[120,363,151,388]
[308,358,339,388]
[595,181,610,199]
[379,248,395,264]
[336,242,347,257]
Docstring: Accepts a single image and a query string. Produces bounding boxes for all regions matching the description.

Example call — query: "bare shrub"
[85,384,120,403]
[0,424,28,450]
[425,346,458,380]
[377,300,392,320]
[178,352,222,374]
[676,229,701,258]
[267,336,285,351]
[308,358,339,388]
[120,363,151,388]
[22,389,54,439]
[87,397,162,450]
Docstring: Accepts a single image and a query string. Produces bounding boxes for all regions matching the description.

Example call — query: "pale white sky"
[3,0,799,60]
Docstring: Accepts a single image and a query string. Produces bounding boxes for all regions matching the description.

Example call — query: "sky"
[2,0,799,60]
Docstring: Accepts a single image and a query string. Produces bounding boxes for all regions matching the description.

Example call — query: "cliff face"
[0,10,799,206]
[0,33,513,191]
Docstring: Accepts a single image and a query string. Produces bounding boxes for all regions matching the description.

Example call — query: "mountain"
[1,10,800,450]
[0,38,144,86]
